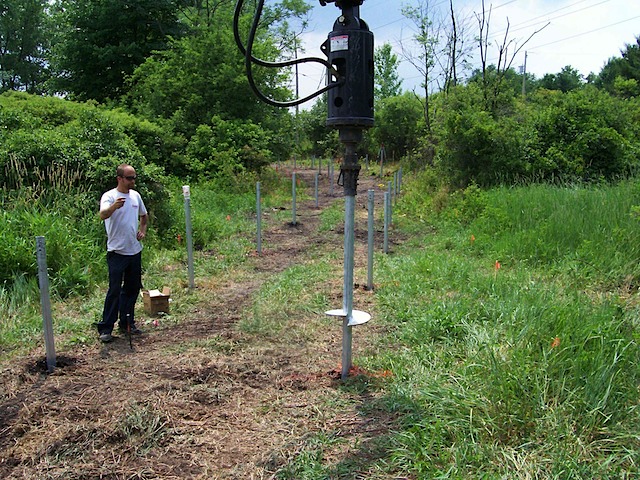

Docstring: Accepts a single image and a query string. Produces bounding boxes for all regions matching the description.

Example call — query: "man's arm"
[137,214,148,240]
[99,197,126,220]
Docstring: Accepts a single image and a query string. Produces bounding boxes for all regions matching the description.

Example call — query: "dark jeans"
[98,251,142,334]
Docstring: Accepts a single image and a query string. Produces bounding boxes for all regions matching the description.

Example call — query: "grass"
[240,259,336,337]
[264,176,640,478]
[356,178,640,478]
[0,173,270,358]
[2,168,639,478]
[318,199,345,233]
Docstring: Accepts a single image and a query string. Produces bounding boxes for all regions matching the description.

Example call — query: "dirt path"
[0,167,403,479]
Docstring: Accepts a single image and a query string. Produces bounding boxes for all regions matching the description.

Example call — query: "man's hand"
[113,197,126,210]
[99,197,126,220]
[137,214,149,240]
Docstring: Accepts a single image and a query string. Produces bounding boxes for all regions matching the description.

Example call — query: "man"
[97,164,148,343]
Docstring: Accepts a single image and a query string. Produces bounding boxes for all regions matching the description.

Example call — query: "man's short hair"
[116,164,130,177]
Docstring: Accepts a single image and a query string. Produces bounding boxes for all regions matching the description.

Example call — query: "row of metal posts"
[284,151,395,182]
[34,164,402,373]
[256,166,403,286]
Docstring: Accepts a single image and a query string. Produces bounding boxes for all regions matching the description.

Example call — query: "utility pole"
[521,51,528,97]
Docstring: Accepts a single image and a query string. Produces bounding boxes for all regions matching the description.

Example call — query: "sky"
[289,0,640,106]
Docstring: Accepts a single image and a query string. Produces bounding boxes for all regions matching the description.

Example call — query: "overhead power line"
[528,14,640,50]
[489,0,613,39]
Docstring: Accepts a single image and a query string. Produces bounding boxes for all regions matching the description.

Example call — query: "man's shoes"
[119,326,143,335]
[99,333,114,343]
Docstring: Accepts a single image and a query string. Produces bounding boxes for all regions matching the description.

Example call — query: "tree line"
[1,0,640,188]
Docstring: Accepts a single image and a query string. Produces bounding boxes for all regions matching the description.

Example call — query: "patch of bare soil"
[0,166,405,479]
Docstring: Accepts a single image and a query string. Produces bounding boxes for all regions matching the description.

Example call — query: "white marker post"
[36,236,56,373]
[256,182,262,254]
[291,172,297,226]
[367,189,375,290]
[183,185,195,288]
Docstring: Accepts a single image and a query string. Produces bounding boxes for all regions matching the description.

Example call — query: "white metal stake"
[341,195,356,378]
[256,182,262,254]
[384,191,390,254]
[292,172,297,225]
[314,172,319,208]
[367,189,375,290]
[183,185,195,288]
[36,236,56,373]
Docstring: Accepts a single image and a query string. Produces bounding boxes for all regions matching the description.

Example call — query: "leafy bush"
[185,116,273,179]
[436,84,525,187]
[0,91,172,235]
[0,193,104,297]
[371,92,426,161]
[527,87,640,181]
[433,84,640,187]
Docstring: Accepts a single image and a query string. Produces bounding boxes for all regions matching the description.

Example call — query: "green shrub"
[185,116,273,178]
[432,84,640,187]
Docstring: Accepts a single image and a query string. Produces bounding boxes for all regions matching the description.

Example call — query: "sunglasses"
[120,175,137,180]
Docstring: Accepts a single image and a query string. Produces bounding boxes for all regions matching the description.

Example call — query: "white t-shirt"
[100,188,148,255]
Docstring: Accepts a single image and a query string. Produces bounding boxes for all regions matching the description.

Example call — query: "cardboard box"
[143,287,171,315]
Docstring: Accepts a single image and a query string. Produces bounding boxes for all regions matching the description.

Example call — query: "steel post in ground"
[325,128,372,379]
[394,171,398,204]
[314,172,319,208]
[183,186,195,288]
[339,128,361,379]
[36,236,56,373]
[291,172,297,225]
[256,182,262,254]
[329,162,334,196]
[342,193,355,379]
[367,189,375,291]
[387,181,393,225]
[384,191,390,254]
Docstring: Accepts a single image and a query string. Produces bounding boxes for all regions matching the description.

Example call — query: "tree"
[597,36,640,97]
[441,0,472,93]
[0,0,49,93]
[539,65,583,92]
[124,1,310,175]
[374,42,402,101]
[401,0,441,133]
[372,92,425,160]
[49,0,185,102]
[475,0,547,111]
[125,3,290,130]
[297,95,339,158]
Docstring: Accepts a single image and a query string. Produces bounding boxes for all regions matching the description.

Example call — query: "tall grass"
[475,181,640,289]
[0,164,290,358]
[364,178,640,478]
